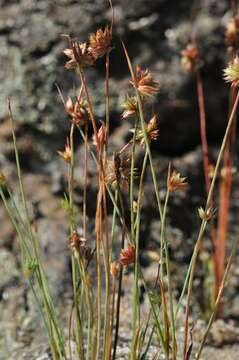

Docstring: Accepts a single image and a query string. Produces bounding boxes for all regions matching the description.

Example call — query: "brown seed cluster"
[181,43,200,73]
[167,171,187,193]
[65,96,90,126]
[131,65,160,97]
[69,230,93,261]
[88,26,112,59]
[119,244,136,266]
[105,153,133,191]
[63,26,112,69]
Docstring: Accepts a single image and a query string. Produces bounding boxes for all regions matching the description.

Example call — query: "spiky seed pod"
[224,56,239,87]
[119,244,135,266]
[131,65,160,97]
[63,40,95,69]
[121,95,138,120]
[89,26,112,59]
[225,16,239,53]
[65,97,89,126]
[181,43,200,73]
[167,171,187,192]
[57,140,72,163]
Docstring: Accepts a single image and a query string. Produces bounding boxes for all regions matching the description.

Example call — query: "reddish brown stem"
[196,70,210,193]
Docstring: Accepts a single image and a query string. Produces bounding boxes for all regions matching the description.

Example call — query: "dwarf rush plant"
[1,2,239,359]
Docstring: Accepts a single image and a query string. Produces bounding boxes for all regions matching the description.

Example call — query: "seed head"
[131,65,160,97]
[119,244,135,266]
[198,206,216,221]
[89,26,112,59]
[224,56,239,87]
[69,230,93,260]
[63,40,95,69]
[167,170,187,192]
[130,115,159,146]
[58,140,72,163]
[121,95,138,120]
[181,43,200,73]
[110,261,119,277]
[65,96,89,126]
[146,115,159,142]
[105,153,133,191]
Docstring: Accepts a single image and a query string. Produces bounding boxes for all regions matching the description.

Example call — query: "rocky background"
[1,0,239,359]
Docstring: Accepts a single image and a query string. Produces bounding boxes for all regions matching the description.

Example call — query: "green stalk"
[130,118,140,359]
[183,90,239,358]
[195,238,239,359]
[161,187,177,359]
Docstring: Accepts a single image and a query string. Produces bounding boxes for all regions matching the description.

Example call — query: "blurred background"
[1,0,239,358]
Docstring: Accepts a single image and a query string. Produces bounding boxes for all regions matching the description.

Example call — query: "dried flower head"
[110,261,119,277]
[65,96,89,126]
[119,244,135,266]
[198,206,216,221]
[130,115,159,146]
[63,40,95,69]
[0,171,6,186]
[224,56,239,87]
[93,122,106,148]
[58,140,72,163]
[167,170,187,192]
[131,65,160,97]
[121,95,138,120]
[89,26,112,59]
[105,153,134,191]
[225,16,239,52]
[69,230,93,261]
[181,43,200,73]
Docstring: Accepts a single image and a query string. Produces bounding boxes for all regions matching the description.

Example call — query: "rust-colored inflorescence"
[64,40,95,68]
[105,153,133,191]
[119,244,135,266]
[181,43,200,73]
[65,96,90,126]
[131,65,160,97]
[69,230,93,261]
[167,170,187,193]
[89,26,112,59]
